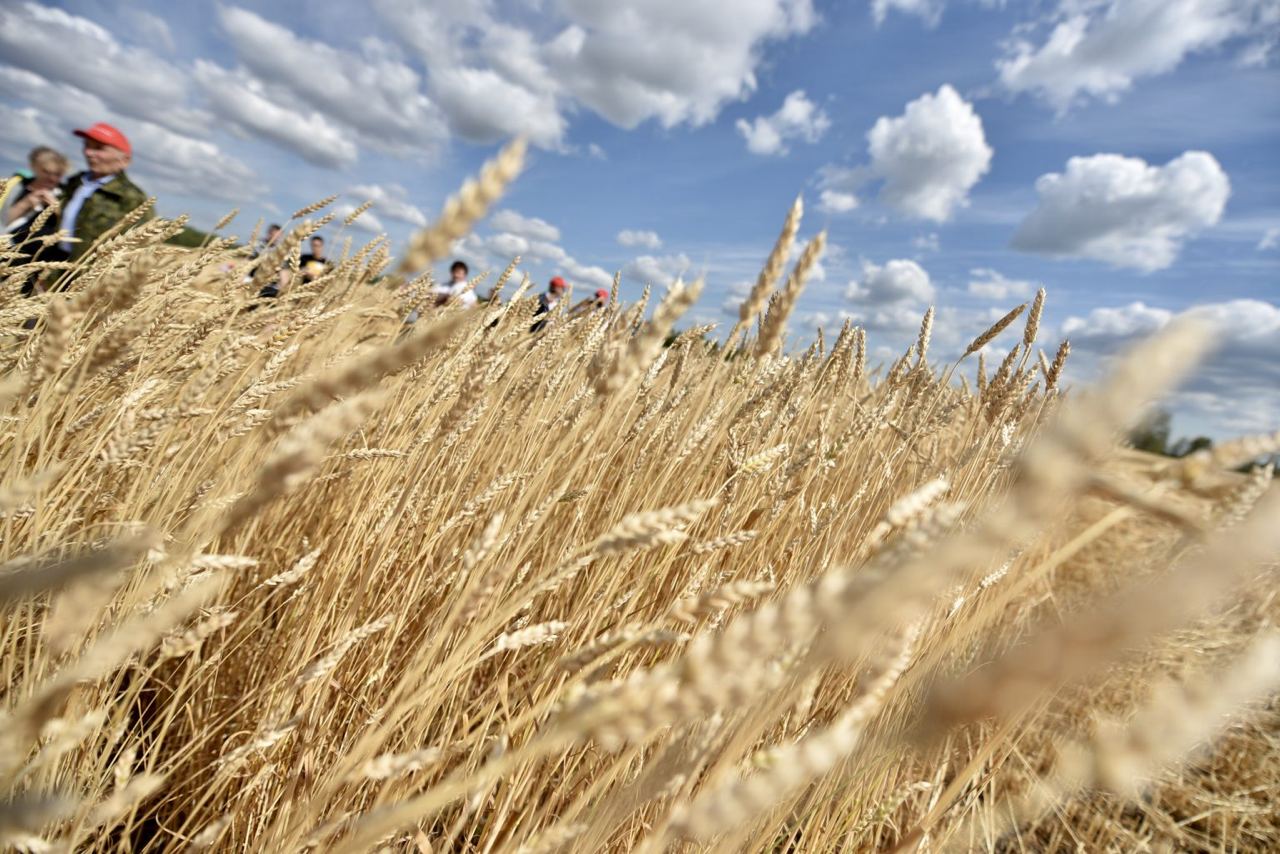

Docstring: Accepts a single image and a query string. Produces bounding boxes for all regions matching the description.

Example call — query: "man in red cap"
[530,275,567,332]
[58,122,150,261]
[568,287,610,319]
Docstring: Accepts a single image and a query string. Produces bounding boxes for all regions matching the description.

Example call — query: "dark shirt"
[299,253,331,281]
[7,175,65,296]
[530,293,557,332]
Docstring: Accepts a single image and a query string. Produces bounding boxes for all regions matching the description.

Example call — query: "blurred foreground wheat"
[2,153,1278,853]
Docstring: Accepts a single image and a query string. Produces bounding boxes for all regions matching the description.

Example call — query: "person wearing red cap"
[57,122,150,261]
[568,287,610,319]
[530,275,567,332]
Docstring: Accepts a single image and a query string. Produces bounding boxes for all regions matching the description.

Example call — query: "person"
[251,223,282,259]
[568,287,609,319]
[530,276,567,332]
[4,146,68,233]
[403,259,475,324]
[298,235,331,283]
[3,146,69,296]
[431,259,477,307]
[58,123,151,262]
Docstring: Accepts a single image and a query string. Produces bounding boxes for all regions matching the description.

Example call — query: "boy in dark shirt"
[299,235,331,283]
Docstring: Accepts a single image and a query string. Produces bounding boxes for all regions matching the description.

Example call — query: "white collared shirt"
[59,173,110,252]
[429,279,478,307]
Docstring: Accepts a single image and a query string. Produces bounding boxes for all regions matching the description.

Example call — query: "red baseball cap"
[74,122,131,156]
[549,276,566,290]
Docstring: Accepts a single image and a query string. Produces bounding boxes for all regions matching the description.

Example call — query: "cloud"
[192,61,359,168]
[366,0,566,148]
[559,258,617,291]
[865,85,993,221]
[846,258,935,304]
[997,0,1276,112]
[1258,226,1280,251]
[347,183,428,227]
[968,268,1037,299]
[617,229,663,249]
[913,232,940,252]
[1059,298,1280,434]
[720,279,756,316]
[818,190,859,213]
[786,234,834,282]
[214,6,447,158]
[454,213,614,292]
[546,0,817,129]
[375,0,820,145]
[121,9,176,54]
[736,90,831,155]
[489,210,561,243]
[334,203,386,234]
[861,302,935,330]
[429,66,566,148]
[0,3,208,136]
[623,253,694,286]
[0,103,53,163]
[1062,301,1174,339]
[871,0,945,26]
[1012,151,1230,271]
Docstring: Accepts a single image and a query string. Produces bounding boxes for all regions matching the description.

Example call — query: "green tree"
[1129,408,1173,455]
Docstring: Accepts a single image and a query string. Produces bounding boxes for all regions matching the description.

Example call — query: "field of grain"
[2,147,1278,853]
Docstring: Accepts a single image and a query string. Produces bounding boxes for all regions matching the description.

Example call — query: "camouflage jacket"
[62,170,151,260]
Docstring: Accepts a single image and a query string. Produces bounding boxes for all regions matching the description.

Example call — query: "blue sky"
[2,0,1278,438]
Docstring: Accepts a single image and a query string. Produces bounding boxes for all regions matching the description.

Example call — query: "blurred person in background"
[298,234,331,283]
[243,224,286,298]
[58,122,151,262]
[530,275,566,332]
[405,259,475,324]
[431,258,476,307]
[3,146,69,296]
[569,287,609,318]
[252,223,282,258]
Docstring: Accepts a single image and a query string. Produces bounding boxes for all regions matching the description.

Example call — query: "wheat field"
[2,145,1279,853]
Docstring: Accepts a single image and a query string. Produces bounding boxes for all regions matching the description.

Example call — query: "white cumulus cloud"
[1062,301,1174,338]
[968,268,1038,299]
[865,85,993,221]
[334,203,386,234]
[1012,151,1230,271]
[997,0,1276,112]
[429,66,566,148]
[546,0,817,129]
[913,232,940,252]
[871,0,946,26]
[623,253,694,287]
[846,258,935,304]
[0,3,208,137]
[736,90,831,155]
[1059,298,1280,434]
[819,190,859,214]
[347,183,428,227]
[489,210,561,243]
[454,212,614,293]
[193,61,358,169]
[617,229,663,249]
[213,6,447,159]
